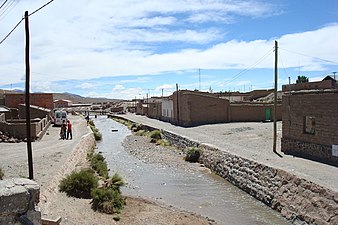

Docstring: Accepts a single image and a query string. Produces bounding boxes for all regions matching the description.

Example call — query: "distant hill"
[0,89,122,104]
[53,92,122,104]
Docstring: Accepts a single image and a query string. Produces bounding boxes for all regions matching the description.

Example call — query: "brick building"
[5,93,54,109]
[281,89,338,166]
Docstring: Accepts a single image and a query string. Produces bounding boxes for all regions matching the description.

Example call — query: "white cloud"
[0,0,337,89]
[78,82,95,89]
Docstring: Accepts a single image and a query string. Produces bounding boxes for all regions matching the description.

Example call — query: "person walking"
[67,119,72,140]
[61,120,67,140]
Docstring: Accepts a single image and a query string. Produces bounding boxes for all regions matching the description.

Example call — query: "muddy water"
[94,116,290,225]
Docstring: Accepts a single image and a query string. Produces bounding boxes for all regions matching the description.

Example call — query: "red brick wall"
[5,93,53,109]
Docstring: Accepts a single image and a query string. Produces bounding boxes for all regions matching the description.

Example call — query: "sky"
[0,0,337,100]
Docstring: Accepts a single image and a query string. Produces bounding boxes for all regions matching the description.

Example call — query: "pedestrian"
[85,114,90,125]
[61,120,67,140]
[67,119,72,140]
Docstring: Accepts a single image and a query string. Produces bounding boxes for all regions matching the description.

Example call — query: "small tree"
[296,75,309,83]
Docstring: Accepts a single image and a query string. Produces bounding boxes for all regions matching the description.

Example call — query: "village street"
[0,115,90,187]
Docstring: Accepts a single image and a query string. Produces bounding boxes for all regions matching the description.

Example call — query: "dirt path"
[0,115,216,225]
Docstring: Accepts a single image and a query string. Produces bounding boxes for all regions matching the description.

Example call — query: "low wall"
[282,137,338,167]
[0,178,41,225]
[0,117,50,140]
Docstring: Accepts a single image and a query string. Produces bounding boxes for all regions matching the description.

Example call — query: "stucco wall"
[281,90,338,165]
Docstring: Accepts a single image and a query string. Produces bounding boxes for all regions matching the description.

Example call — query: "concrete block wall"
[0,178,41,225]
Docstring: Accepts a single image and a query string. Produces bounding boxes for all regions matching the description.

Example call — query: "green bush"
[0,168,4,180]
[185,147,201,163]
[149,130,161,142]
[107,173,125,190]
[90,153,109,179]
[131,123,143,132]
[91,187,125,214]
[156,139,171,147]
[59,169,98,198]
[90,124,102,141]
[89,119,95,126]
[135,129,147,136]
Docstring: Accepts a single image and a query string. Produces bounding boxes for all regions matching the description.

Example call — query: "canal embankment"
[112,113,338,225]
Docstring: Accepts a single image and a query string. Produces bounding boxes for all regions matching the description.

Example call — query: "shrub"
[0,168,4,180]
[149,130,161,142]
[89,120,95,126]
[131,123,143,132]
[90,153,109,179]
[156,139,171,147]
[185,147,201,163]
[106,173,125,190]
[135,129,147,136]
[59,169,98,198]
[90,124,102,141]
[91,187,125,214]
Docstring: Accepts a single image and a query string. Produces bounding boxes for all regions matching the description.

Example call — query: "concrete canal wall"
[112,116,337,225]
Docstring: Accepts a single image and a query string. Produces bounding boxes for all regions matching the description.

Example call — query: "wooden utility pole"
[25,11,33,179]
[176,83,179,123]
[273,40,278,153]
[198,68,201,91]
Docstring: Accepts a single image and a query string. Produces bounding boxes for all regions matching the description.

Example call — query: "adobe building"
[173,90,229,126]
[54,99,72,108]
[229,102,281,122]
[282,75,337,92]
[281,89,338,166]
[5,93,54,109]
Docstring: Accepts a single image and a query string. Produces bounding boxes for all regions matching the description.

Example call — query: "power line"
[0,0,55,46]
[223,47,274,86]
[279,47,338,65]
[0,17,23,45]
[29,0,54,16]
[0,0,8,10]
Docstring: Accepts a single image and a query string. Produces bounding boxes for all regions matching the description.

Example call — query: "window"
[304,116,315,134]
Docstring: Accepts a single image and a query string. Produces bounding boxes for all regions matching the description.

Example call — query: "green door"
[265,108,271,121]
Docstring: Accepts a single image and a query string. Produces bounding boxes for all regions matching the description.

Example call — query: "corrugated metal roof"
[0,105,10,112]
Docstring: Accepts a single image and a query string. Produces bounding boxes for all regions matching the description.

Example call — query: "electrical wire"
[223,47,274,86]
[0,0,55,46]
[0,17,23,45]
[0,0,8,10]
[279,47,338,65]
[29,0,54,16]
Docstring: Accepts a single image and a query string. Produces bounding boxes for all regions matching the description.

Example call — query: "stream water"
[94,116,290,225]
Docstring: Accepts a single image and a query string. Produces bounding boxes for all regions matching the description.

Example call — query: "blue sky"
[0,0,337,99]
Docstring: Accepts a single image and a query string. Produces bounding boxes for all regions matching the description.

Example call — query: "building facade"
[5,93,54,109]
[281,90,338,166]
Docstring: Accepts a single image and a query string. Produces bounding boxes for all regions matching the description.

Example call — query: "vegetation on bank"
[59,147,125,214]
[113,118,171,147]
[0,168,4,180]
[89,120,102,141]
[184,147,201,163]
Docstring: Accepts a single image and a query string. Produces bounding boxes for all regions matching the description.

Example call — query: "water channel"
[94,116,290,225]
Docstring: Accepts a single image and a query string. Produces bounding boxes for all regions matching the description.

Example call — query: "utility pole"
[161,88,163,97]
[176,83,179,123]
[333,72,337,81]
[273,40,278,154]
[25,11,33,179]
[199,68,201,91]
